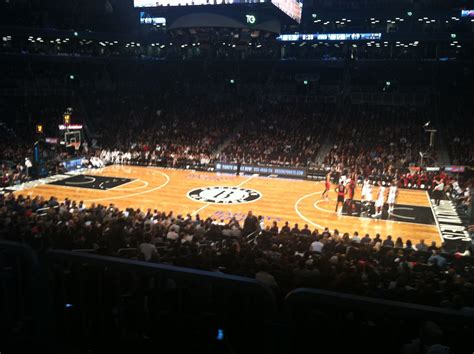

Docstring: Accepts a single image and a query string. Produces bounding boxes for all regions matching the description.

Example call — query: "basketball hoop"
[63,127,82,151]
[68,142,81,151]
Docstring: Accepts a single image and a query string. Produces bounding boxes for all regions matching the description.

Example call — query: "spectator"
[383,235,394,248]
[416,239,428,252]
[428,241,439,252]
[352,232,361,243]
[139,235,158,261]
[310,237,324,253]
[166,226,179,241]
[361,234,371,244]
[243,211,258,237]
[395,237,404,248]
[428,250,447,269]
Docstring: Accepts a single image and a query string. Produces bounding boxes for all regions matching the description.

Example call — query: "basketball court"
[14,165,442,243]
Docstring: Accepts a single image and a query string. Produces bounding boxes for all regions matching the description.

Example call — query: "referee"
[433,179,445,206]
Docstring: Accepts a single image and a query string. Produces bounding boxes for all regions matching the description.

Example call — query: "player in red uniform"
[347,179,356,201]
[334,182,347,214]
[322,171,331,200]
[344,177,356,216]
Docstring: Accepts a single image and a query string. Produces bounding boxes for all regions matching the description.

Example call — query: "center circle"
[187,186,262,204]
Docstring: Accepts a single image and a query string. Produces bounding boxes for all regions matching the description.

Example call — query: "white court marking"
[294,188,326,230]
[65,176,96,185]
[111,179,149,191]
[390,207,416,220]
[426,190,444,241]
[311,199,435,227]
[83,169,170,203]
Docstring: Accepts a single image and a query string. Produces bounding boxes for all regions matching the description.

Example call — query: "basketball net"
[408,166,421,175]
[68,142,81,151]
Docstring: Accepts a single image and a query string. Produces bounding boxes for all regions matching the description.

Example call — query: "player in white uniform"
[373,183,386,217]
[339,174,347,186]
[361,179,370,201]
[360,183,373,216]
[387,183,398,213]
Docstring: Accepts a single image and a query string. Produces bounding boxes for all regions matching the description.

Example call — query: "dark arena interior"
[1,0,474,353]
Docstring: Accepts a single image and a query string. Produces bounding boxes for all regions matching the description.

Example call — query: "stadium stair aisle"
[314,113,338,164]
[76,91,97,140]
[212,122,245,159]
[436,129,452,166]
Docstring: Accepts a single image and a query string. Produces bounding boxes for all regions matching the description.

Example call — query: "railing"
[0,240,46,348]
[285,288,474,354]
[44,250,277,352]
[2,241,474,353]
[350,91,429,106]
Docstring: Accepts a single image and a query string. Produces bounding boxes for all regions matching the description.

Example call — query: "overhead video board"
[134,0,262,7]
[277,33,382,42]
[134,0,303,23]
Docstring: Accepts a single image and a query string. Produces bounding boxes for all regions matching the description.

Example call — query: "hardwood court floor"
[16,165,442,243]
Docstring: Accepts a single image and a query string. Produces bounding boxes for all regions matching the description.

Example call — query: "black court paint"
[428,192,471,251]
[341,200,436,226]
[49,175,134,190]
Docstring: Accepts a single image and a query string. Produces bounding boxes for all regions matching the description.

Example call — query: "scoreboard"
[134,0,303,23]
[135,0,259,5]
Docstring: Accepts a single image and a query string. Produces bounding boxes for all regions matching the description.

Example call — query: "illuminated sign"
[58,124,83,130]
[215,163,306,178]
[135,0,252,7]
[45,138,59,144]
[444,166,465,173]
[246,14,256,24]
[461,10,474,17]
[134,0,303,23]
[62,158,84,171]
[277,33,382,42]
[139,12,166,25]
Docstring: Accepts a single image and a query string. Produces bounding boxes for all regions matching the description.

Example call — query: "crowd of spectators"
[0,122,32,187]
[1,93,469,192]
[446,177,473,218]
[442,101,474,167]
[217,102,333,167]
[0,60,471,191]
[82,92,245,168]
[322,104,437,182]
[0,159,29,187]
[1,193,473,310]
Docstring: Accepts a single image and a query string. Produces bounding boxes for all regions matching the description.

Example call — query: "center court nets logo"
[187,186,262,204]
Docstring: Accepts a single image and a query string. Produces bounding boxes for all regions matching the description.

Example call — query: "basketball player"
[365,183,373,204]
[322,171,331,200]
[339,172,347,186]
[387,182,398,213]
[361,178,370,202]
[334,182,347,215]
[373,182,386,218]
[360,182,373,216]
[344,177,356,216]
[347,178,356,201]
